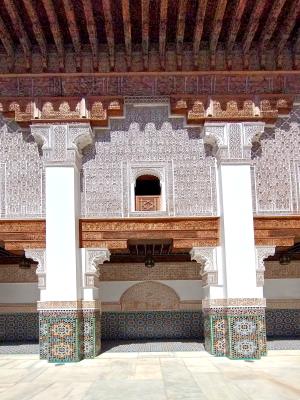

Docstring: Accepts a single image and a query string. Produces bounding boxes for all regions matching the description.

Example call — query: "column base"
[39,302,101,362]
[203,303,266,360]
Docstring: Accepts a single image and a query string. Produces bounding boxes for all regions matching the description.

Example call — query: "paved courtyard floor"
[0,350,299,400]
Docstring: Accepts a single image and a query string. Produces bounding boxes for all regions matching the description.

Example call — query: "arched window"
[135,175,161,211]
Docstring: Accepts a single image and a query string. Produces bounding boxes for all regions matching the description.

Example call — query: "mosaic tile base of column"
[227,307,266,360]
[203,309,226,356]
[82,310,101,358]
[39,310,83,363]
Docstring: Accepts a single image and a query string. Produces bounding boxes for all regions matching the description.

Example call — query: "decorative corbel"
[190,247,218,286]
[84,248,110,288]
[24,249,46,289]
[255,246,276,287]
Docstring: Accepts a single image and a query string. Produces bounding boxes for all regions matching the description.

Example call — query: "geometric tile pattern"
[39,309,101,362]
[101,311,204,340]
[266,309,300,337]
[0,313,38,342]
[203,307,267,360]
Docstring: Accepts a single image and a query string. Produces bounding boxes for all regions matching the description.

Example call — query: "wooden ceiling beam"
[226,0,247,69]
[102,0,115,71]
[193,0,208,68]
[210,0,228,69]
[141,0,150,70]
[294,27,300,69]
[121,0,132,71]
[176,0,187,70]
[276,0,300,68]
[23,0,47,71]
[41,0,64,71]
[0,15,14,70]
[159,0,168,70]
[242,0,266,68]
[259,0,287,69]
[3,0,31,70]
[62,0,81,71]
[82,0,98,71]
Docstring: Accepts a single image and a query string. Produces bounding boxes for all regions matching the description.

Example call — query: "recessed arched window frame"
[135,175,162,211]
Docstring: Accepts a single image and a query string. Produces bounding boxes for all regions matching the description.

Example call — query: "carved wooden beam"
[141,0,150,70]
[82,0,98,71]
[226,0,246,69]
[176,0,187,70]
[193,0,207,68]
[41,0,64,71]
[159,0,168,70]
[242,0,266,68]
[62,0,81,71]
[121,0,132,70]
[0,15,14,70]
[3,0,31,70]
[102,0,115,71]
[294,27,300,69]
[259,0,286,69]
[23,0,47,70]
[210,0,227,69]
[276,0,300,68]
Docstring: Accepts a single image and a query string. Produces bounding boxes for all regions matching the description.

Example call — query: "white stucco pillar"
[30,123,102,362]
[202,121,269,359]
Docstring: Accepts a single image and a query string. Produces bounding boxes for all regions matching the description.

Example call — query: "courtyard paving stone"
[0,351,299,399]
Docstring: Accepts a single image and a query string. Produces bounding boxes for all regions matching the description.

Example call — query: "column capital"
[204,121,265,164]
[25,249,46,289]
[30,123,94,168]
[83,248,110,288]
[190,247,218,286]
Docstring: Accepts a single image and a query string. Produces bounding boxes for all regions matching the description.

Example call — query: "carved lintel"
[255,246,276,287]
[30,123,93,167]
[84,248,110,288]
[25,249,46,289]
[190,246,218,287]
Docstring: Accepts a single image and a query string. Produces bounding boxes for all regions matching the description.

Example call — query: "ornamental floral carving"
[190,247,218,286]
[255,246,276,287]
[83,248,110,288]
[25,249,46,289]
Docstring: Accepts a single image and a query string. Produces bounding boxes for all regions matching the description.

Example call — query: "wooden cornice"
[159,0,168,70]
[259,0,286,69]
[242,0,266,68]
[193,0,207,68]
[23,0,47,71]
[1,216,300,252]
[41,0,64,71]
[141,0,150,71]
[276,0,300,69]
[293,27,300,69]
[3,0,31,70]
[0,14,14,69]
[102,0,115,71]
[176,0,187,70]
[82,0,98,71]
[62,0,81,71]
[210,0,228,69]
[226,0,247,70]
[121,0,132,71]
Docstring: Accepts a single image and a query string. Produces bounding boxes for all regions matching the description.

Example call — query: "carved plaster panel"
[190,246,218,286]
[81,103,217,217]
[25,249,46,289]
[0,118,44,218]
[253,106,300,214]
[255,246,276,287]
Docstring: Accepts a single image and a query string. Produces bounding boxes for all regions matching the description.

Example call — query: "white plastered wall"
[0,283,39,303]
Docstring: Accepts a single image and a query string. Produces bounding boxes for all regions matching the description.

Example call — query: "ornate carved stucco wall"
[80,102,217,217]
[0,117,43,218]
[253,105,300,214]
[1,103,300,219]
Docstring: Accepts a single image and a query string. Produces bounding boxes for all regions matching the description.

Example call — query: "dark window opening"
[135,175,161,196]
